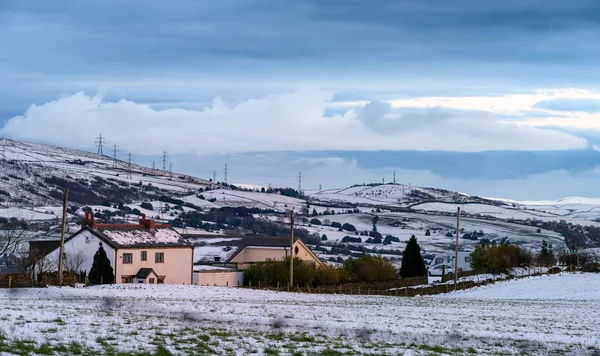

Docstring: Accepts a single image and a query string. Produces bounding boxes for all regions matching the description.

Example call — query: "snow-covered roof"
[83,226,192,248]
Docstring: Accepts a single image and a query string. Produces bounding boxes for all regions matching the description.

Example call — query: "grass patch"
[264,348,280,355]
[418,344,447,353]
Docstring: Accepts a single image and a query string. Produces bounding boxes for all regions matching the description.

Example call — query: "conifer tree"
[88,242,114,284]
[399,235,427,278]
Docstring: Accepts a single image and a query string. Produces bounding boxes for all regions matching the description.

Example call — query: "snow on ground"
[440,273,600,300]
[1,274,600,355]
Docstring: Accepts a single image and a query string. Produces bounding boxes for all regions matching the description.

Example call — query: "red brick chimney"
[139,213,155,229]
[82,211,97,228]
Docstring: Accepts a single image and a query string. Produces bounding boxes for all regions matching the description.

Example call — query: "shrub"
[321,234,328,241]
[470,243,531,274]
[331,221,342,229]
[310,218,322,226]
[341,236,362,243]
[244,257,316,287]
[343,255,397,282]
[140,202,154,211]
[342,223,357,232]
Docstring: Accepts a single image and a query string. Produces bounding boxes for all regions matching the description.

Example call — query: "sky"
[2,0,600,200]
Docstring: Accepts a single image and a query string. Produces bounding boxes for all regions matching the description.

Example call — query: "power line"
[162,151,168,171]
[297,172,303,194]
[223,164,228,184]
[95,133,105,155]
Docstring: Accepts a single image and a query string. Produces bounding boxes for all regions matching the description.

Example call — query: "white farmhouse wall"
[194,271,244,287]
[46,230,115,273]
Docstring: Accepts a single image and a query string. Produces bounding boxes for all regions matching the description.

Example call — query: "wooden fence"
[242,272,547,297]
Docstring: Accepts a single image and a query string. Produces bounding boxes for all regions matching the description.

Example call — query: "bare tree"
[65,249,86,273]
[0,217,30,256]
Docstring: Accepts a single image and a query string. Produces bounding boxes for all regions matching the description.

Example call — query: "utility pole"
[297,172,302,195]
[393,171,396,184]
[152,161,155,170]
[319,184,322,193]
[290,210,295,290]
[162,151,168,171]
[223,164,229,184]
[454,207,460,288]
[112,144,118,168]
[213,171,217,183]
[127,153,133,179]
[382,178,385,185]
[57,186,69,286]
[95,133,105,155]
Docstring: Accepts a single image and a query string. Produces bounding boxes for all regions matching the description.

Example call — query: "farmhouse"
[37,213,194,284]
[190,235,325,269]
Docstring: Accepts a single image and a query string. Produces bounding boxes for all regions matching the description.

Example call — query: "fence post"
[8,276,12,289]
[277,281,280,291]
[339,284,342,294]
[368,288,370,296]
[249,281,252,289]
[358,286,361,295]
[306,285,311,293]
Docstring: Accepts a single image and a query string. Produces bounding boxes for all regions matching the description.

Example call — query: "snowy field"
[1,273,599,355]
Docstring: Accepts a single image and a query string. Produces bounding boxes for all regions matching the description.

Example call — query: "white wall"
[46,230,115,273]
[194,271,244,287]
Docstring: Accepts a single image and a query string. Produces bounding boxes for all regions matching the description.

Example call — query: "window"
[157,277,165,284]
[155,252,164,263]
[435,257,444,264]
[465,256,471,263]
[123,253,133,264]
[141,251,147,261]
[149,278,155,284]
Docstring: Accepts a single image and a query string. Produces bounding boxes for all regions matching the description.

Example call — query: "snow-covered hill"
[0,138,212,208]
[308,183,504,207]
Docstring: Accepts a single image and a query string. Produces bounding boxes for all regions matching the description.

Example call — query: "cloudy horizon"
[2,0,600,200]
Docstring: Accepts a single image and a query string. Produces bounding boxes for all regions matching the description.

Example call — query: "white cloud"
[0,88,587,154]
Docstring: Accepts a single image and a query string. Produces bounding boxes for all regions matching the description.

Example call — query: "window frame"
[141,251,147,261]
[122,253,133,264]
[155,252,165,263]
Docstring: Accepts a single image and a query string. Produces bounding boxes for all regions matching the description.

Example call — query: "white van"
[428,252,472,276]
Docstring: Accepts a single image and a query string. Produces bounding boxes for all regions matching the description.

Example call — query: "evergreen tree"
[537,239,555,266]
[399,235,427,278]
[88,242,114,284]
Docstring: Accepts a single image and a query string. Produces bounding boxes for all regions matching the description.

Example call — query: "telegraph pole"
[454,207,460,288]
[297,172,302,195]
[213,171,217,183]
[223,164,229,184]
[393,171,396,184]
[319,184,322,193]
[290,210,295,290]
[95,133,105,155]
[57,187,69,286]
[152,161,155,170]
